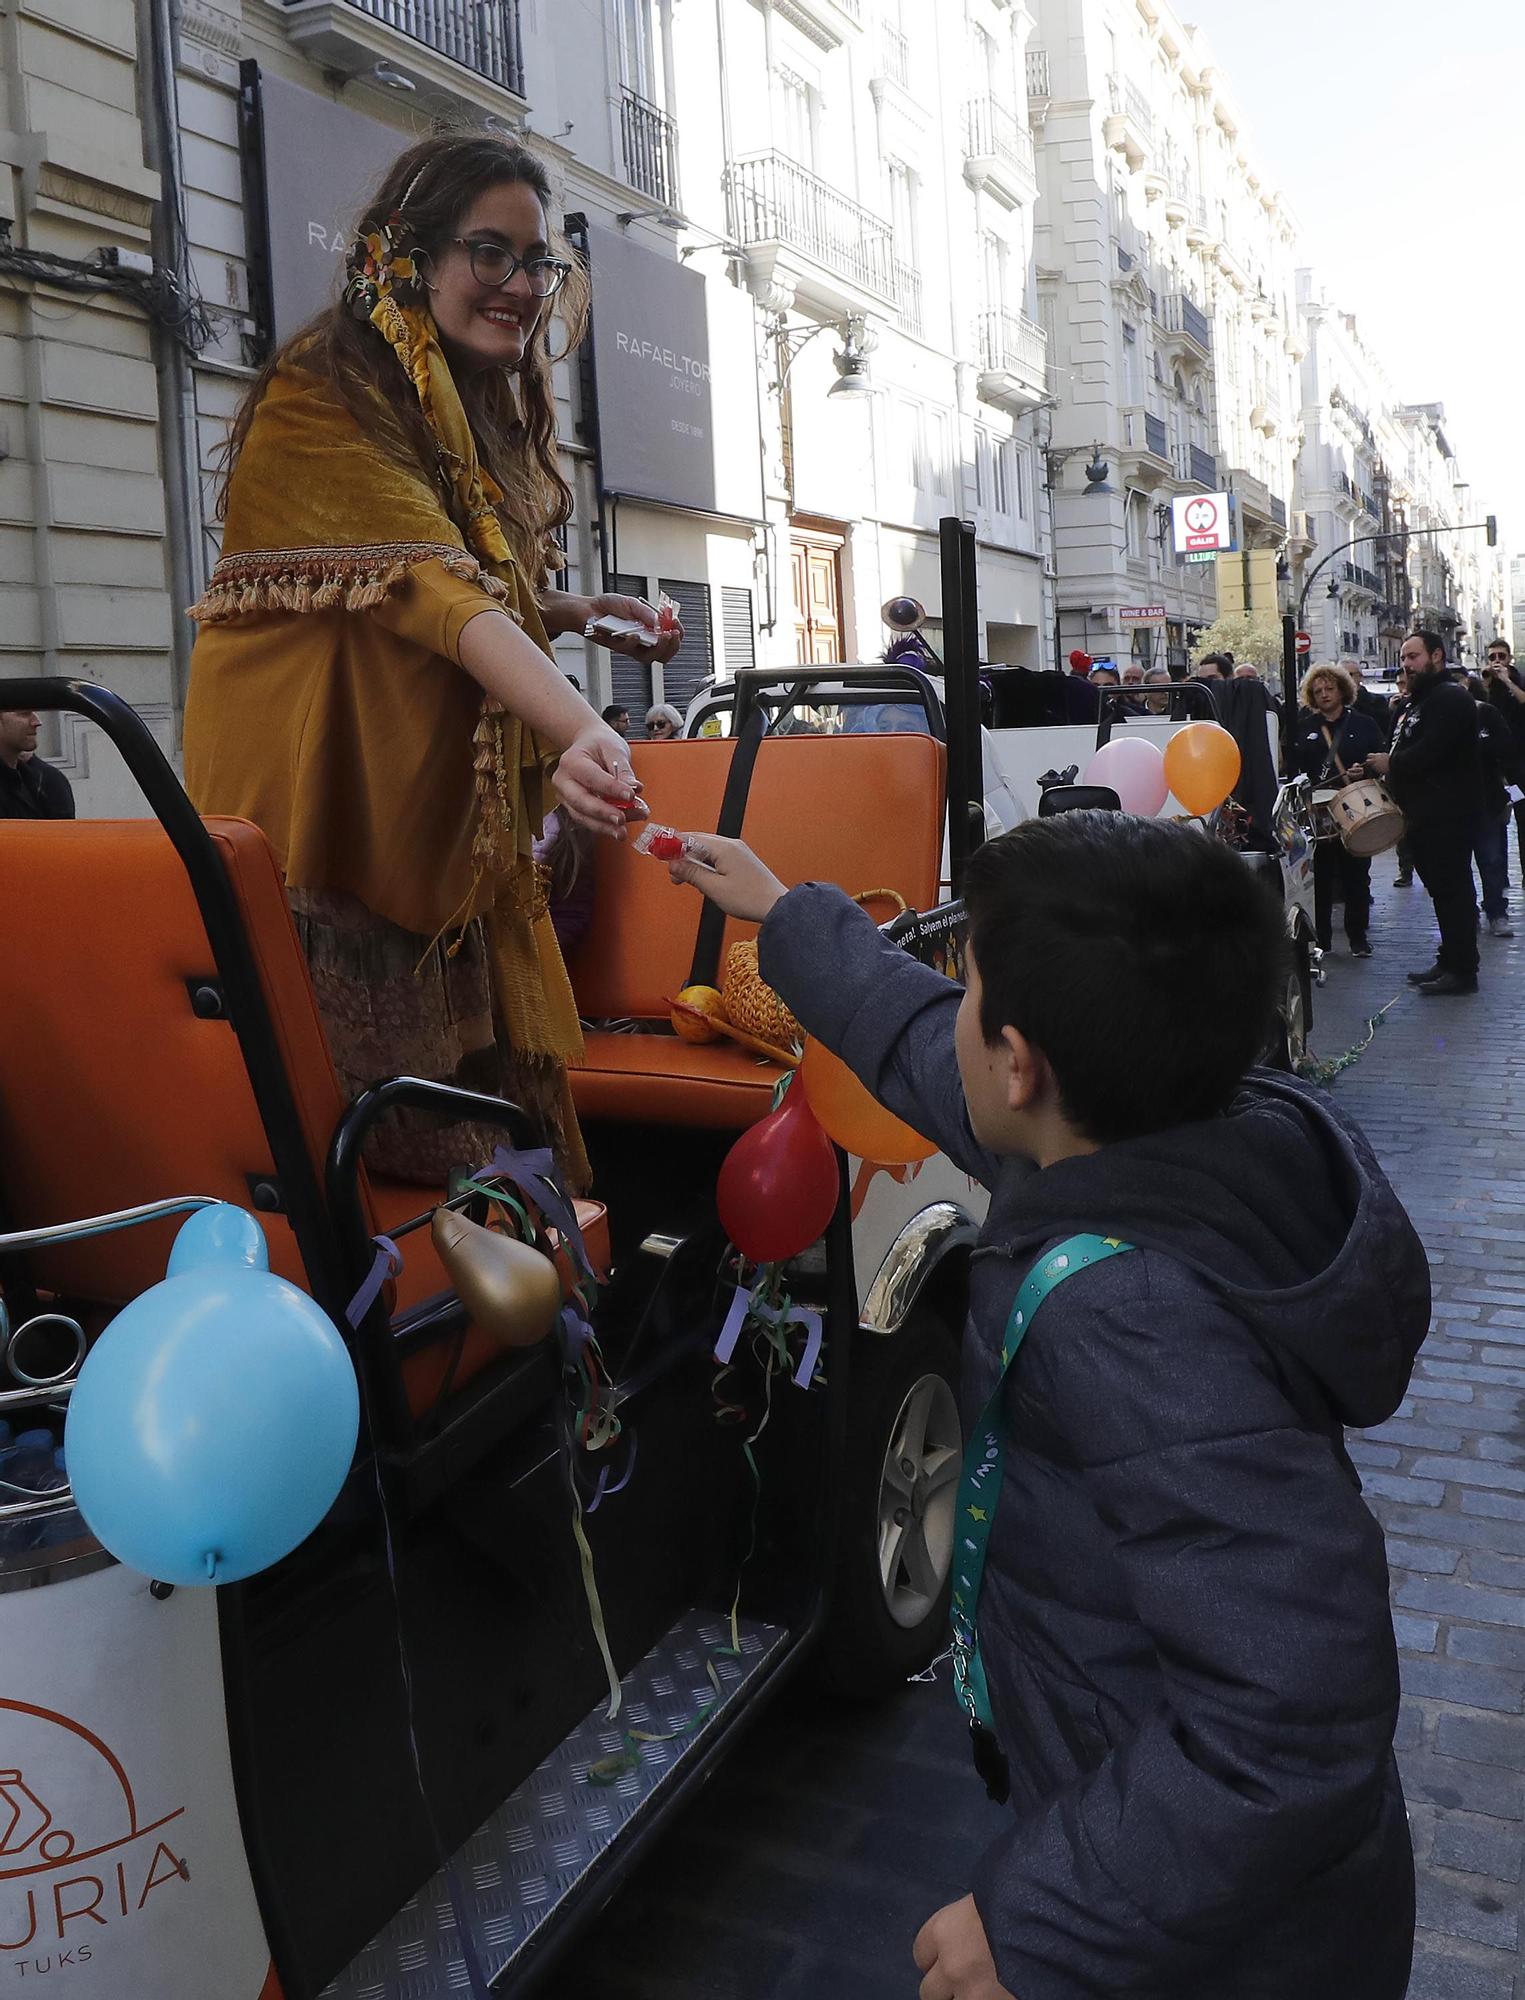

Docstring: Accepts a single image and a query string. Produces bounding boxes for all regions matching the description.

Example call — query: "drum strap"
[1320,723,1351,782]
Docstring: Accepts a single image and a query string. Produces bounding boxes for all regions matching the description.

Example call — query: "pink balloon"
[1082,736,1169,815]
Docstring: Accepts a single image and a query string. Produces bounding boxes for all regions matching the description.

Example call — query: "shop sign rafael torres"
[1170,492,1235,554]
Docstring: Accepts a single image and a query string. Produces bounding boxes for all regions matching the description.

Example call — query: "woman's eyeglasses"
[451,239,571,297]
[647,719,675,736]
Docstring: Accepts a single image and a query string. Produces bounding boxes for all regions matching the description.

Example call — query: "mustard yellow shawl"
[188,344,585,1153]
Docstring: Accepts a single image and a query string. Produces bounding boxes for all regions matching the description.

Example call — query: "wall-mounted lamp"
[770,313,876,399]
[372,62,415,91]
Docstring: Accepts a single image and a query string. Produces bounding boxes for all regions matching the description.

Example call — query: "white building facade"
[122,0,1056,741]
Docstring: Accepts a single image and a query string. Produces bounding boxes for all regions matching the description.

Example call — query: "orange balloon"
[1163,722,1242,816]
[799,1039,937,1166]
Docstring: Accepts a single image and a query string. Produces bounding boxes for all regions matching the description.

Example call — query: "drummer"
[1293,664,1385,959]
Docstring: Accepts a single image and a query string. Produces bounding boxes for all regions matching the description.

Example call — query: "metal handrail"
[725,151,897,301]
[338,0,525,92]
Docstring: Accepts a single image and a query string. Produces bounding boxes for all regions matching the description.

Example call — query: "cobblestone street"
[563,865,1525,2000]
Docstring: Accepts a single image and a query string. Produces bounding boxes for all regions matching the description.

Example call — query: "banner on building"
[585,223,763,522]
[241,65,412,343]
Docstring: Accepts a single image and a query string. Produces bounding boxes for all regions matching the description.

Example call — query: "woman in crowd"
[183,134,680,1185]
[1293,664,1384,959]
[644,703,684,740]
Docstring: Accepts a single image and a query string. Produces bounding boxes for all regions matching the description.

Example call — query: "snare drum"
[1327,777,1404,857]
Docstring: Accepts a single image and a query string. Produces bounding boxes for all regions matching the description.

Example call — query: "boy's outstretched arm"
[971,1279,1403,1998]
[669,837,1000,1187]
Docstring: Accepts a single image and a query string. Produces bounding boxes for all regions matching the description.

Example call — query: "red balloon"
[716,1086,841,1264]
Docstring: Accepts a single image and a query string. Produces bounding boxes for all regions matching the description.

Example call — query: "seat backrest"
[0,817,348,1305]
[568,732,946,1021]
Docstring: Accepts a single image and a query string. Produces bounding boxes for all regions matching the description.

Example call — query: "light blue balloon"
[64,1204,359,1586]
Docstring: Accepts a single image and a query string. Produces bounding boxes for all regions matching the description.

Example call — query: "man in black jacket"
[672,813,1426,2000]
[1484,638,1525,879]
[1367,630,1480,994]
[0,709,75,820]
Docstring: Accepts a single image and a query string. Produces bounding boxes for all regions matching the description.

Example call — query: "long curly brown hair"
[219,132,590,573]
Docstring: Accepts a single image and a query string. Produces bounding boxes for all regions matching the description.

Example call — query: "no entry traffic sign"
[1295,631,1312,655]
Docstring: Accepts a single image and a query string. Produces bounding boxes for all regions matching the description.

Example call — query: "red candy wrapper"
[633,823,693,863]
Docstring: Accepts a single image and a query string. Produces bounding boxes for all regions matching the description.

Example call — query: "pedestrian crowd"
[1293,630,1524,996]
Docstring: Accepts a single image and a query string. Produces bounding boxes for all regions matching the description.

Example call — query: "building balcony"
[1226,467,1282,536]
[1103,72,1152,169]
[1159,291,1211,365]
[975,307,1048,413]
[1185,197,1217,249]
[1249,388,1281,437]
[1026,46,1051,100]
[725,150,897,315]
[873,21,909,89]
[1162,179,1192,227]
[1120,407,1173,489]
[1343,562,1382,596]
[894,261,924,339]
[1173,440,1217,489]
[962,95,1037,207]
[619,87,679,210]
[1333,469,1359,515]
[282,0,526,101]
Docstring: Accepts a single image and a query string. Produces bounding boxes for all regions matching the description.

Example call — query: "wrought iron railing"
[725,152,897,302]
[1270,494,1287,529]
[1175,441,1216,486]
[1164,291,1211,352]
[1108,72,1152,138]
[976,306,1047,384]
[879,22,909,87]
[963,95,1035,181]
[339,0,525,93]
[893,261,923,338]
[620,86,679,208]
[1144,411,1168,459]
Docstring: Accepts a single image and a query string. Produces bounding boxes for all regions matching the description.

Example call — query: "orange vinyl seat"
[566,732,945,1129]
[0,815,601,1420]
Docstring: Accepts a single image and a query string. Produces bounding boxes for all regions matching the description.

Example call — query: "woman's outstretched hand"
[667,834,787,923]
[554,722,648,836]
[586,592,685,666]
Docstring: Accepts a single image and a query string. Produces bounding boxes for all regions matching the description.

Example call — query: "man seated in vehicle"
[0,709,75,820]
[668,812,1426,2000]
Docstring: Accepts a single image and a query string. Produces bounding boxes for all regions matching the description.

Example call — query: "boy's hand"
[913,1895,1016,2000]
[666,834,787,923]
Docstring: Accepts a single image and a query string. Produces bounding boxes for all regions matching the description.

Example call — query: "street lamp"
[769,314,876,399]
[1042,441,1119,670]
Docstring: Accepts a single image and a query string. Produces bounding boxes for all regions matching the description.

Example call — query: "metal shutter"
[721,585,756,674]
[607,571,653,719]
[657,578,714,715]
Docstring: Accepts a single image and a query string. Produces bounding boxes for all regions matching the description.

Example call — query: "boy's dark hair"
[601,703,629,725]
[962,812,1286,1143]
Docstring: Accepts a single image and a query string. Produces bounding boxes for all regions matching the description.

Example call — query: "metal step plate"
[320,1610,787,1998]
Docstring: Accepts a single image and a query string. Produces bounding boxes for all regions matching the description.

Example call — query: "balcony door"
[615,0,655,99]
[790,530,844,664]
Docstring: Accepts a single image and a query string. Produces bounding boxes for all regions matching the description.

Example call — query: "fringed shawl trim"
[189,543,519,625]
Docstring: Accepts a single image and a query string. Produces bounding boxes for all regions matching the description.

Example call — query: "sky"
[1183,0,1523,562]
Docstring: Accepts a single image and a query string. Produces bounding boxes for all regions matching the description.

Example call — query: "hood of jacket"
[982,1069,1429,1428]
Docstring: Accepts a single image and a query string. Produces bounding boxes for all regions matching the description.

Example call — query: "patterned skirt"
[289,887,573,1187]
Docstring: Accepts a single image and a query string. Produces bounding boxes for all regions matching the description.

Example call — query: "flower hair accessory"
[343,209,418,322]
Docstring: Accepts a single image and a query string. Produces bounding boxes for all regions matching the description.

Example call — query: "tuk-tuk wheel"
[816,1312,962,1698]
[1267,936,1313,1072]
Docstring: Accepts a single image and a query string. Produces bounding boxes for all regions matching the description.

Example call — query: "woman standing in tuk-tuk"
[183,135,678,1185]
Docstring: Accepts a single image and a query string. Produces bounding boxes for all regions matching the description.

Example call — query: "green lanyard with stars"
[951,1234,1136,1743]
